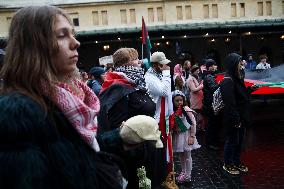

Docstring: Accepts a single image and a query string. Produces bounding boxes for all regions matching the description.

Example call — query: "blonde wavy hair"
[112,48,138,67]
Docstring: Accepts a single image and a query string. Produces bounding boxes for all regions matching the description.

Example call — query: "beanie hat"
[120,115,163,148]
[89,67,105,78]
[205,59,216,69]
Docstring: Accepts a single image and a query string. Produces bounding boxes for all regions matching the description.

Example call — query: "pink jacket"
[187,75,203,110]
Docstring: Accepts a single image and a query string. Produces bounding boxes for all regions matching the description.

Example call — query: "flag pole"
[142,43,144,60]
[141,16,144,60]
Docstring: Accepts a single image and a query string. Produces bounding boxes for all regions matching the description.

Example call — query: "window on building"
[92,11,99,25]
[258,2,264,16]
[212,4,218,18]
[69,13,79,27]
[282,1,284,14]
[101,10,108,25]
[203,4,209,19]
[157,7,163,22]
[120,9,127,24]
[130,9,136,23]
[231,3,237,17]
[185,5,192,19]
[148,8,154,22]
[176,6,183,20]
[266,1,272,15]
[240,3,245,17]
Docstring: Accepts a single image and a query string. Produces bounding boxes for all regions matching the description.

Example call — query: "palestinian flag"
[215,73,284,95]
[141,16,152,69]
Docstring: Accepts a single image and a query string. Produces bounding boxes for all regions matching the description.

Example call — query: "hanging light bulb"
[103,45,110,51]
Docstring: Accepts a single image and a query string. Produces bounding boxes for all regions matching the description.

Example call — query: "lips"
[70,55,78,62]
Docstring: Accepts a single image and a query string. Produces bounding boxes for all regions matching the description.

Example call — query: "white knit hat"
[150,52,171,65]
[120,115,163,148]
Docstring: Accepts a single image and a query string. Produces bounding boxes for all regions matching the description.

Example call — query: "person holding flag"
[144,51,174,186]
[171,90,200,183]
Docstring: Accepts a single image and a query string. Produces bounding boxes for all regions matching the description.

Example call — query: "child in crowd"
[172,90,201,183]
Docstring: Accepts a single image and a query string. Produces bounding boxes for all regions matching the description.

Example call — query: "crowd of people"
[0,5,266,189]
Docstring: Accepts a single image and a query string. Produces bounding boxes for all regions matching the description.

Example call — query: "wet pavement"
[174,96,284,189]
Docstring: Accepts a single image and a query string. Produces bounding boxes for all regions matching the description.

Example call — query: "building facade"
[0,0,284,70]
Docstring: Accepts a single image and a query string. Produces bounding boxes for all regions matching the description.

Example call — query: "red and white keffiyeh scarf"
[45,79,100,151]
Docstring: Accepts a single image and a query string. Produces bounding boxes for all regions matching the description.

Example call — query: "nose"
[71,35,80,49]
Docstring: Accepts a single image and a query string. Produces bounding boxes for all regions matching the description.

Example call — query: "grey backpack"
[212,77,231,115]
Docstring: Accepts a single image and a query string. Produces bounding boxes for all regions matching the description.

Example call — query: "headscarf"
[174,64,183,76]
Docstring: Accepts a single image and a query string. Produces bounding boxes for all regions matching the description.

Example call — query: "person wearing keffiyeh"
[144,51,173,187]
[98,47,161,189]
[0,6,128,189]
[45,68,101,151]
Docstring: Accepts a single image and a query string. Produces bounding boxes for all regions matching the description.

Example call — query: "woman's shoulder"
[0,92,49,148]
[0,92,42,108]
[0,92,45,122]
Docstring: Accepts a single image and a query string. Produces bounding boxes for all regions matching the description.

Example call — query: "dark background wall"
[78,32,283,72]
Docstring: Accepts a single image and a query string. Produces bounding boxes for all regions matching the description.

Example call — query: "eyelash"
[57,34,65,38]
[57,33,76,39]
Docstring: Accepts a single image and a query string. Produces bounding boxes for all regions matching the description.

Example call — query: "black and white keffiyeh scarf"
[115,66,146,90]
[147,67,163,81]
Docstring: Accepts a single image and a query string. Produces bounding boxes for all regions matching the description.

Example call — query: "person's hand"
[251,84,260,91]
[188,136,195,145]
[160,64,170,71]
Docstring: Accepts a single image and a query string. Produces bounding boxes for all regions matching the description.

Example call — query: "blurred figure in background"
[173,63,186,93]
[87,66,106,96]
[202,59,221,150]
[245,54,257,71]
[183,60,192,80]
[256,54,271,70]
[187,65,205,131]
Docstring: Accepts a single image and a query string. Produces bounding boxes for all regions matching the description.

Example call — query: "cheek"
[174,100,179,107]
[133,60,140,67]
